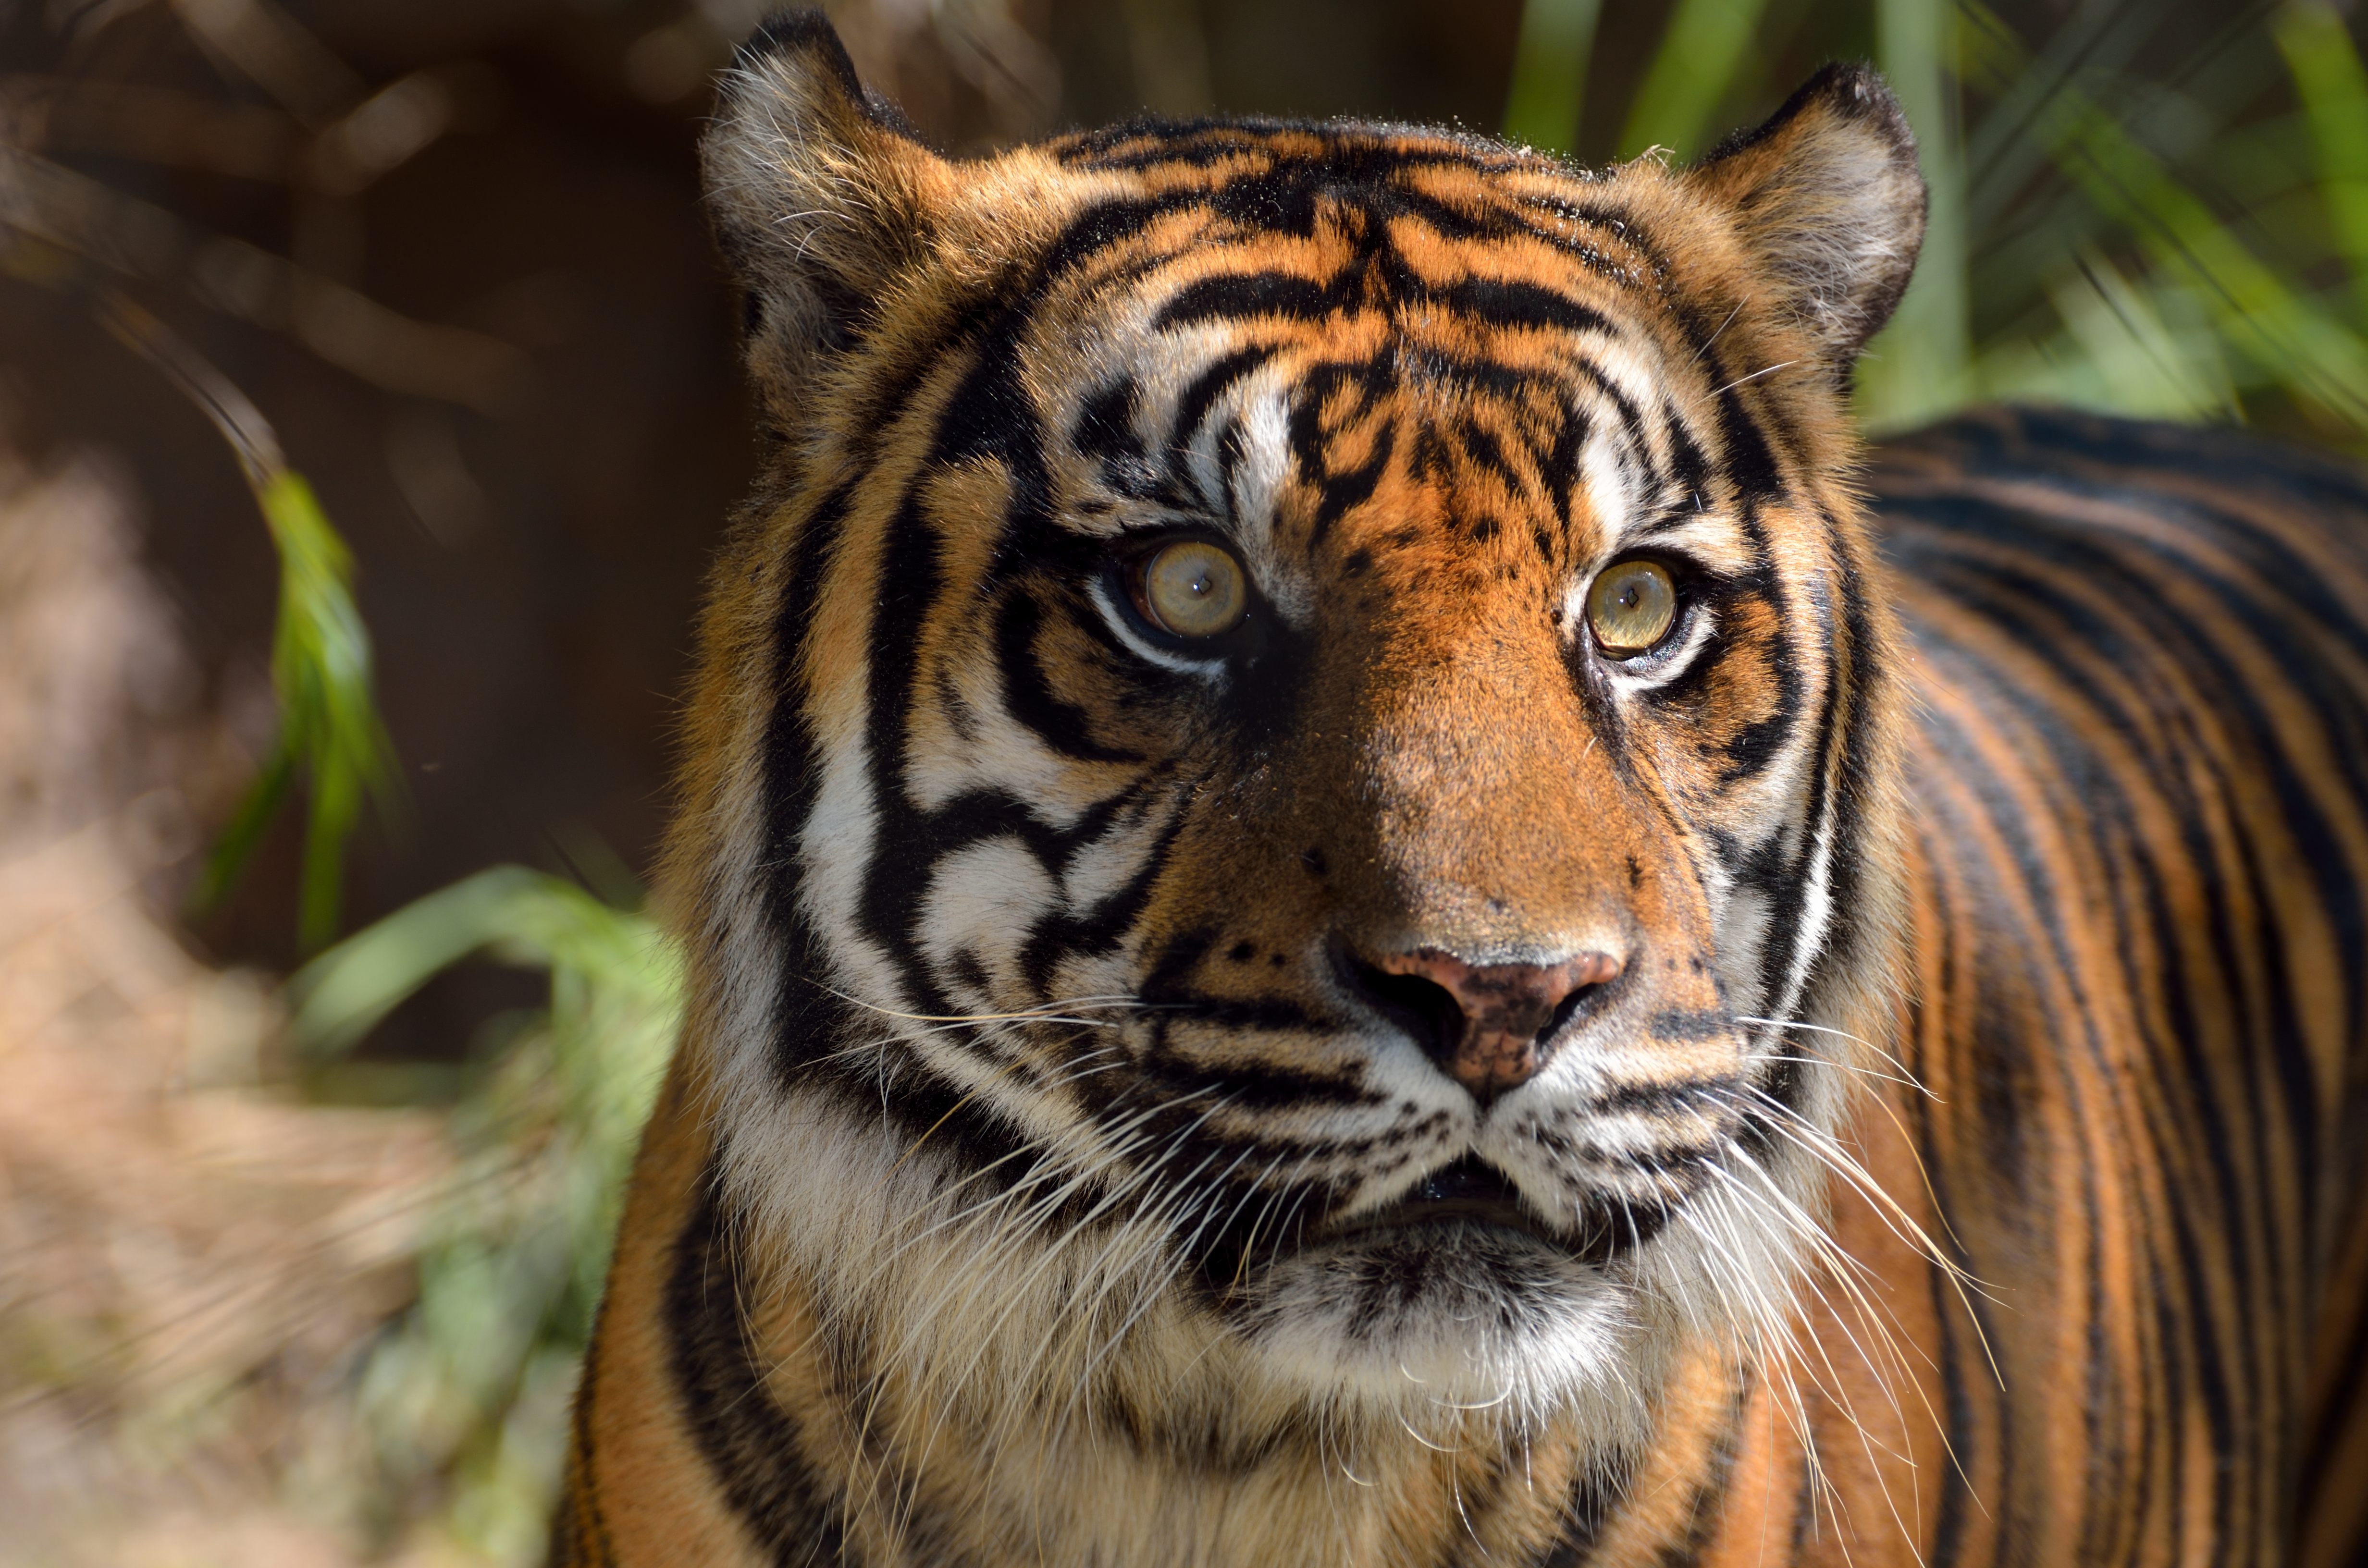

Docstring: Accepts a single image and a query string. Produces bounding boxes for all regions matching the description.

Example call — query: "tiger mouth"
[1318,1155,1671,1266]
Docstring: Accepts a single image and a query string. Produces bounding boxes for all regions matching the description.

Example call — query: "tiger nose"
[1362,948,1624,1104]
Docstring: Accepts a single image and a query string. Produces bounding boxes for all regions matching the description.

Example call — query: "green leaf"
[91,295,400,948]
[189,741,295,915]
[252,468,401,950]
[2043,87,2368,428]
[288,861,682,1558]
[289,865,675,1057]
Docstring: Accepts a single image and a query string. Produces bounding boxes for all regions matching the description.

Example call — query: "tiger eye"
[1136,539,1248,639]
[1586,559,1678,657]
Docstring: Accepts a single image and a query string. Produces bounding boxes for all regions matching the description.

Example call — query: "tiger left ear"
[1683,64,1928,377]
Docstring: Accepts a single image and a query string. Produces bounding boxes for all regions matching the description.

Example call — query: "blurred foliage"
[1501,0,1600,155]
[1947,0,2368,433]
[1619,0,1776,160]
[290,865,679,1560]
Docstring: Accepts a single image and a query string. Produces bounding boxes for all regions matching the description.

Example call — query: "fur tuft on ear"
[1685,64,1927,376]
[701,10,949,415]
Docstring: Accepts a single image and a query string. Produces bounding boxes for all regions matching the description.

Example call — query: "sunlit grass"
[290,866,679,1560]
[1946,0,2368,439]
[1508,0,2368,444]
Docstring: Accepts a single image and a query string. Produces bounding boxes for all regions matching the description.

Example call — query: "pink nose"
[1372,948,1623,1100]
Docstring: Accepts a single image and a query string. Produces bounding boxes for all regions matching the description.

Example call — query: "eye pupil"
[1135,539,1249,639]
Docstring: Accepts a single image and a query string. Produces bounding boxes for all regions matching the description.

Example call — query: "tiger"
[550,11,2368,1565]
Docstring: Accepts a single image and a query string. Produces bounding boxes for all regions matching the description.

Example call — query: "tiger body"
[554,15,2368,1565]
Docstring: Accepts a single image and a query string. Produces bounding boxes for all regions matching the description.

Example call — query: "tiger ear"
[700,11,950,408]
[1684,64,1927,376]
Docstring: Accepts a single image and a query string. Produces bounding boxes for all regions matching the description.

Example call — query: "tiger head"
[675,12,1923,1454]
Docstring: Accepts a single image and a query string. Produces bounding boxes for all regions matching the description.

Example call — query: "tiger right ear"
[701,11,952,411]
[1682,64,1927,378]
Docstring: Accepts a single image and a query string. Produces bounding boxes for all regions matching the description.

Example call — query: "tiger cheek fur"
[553,12,2368,1568]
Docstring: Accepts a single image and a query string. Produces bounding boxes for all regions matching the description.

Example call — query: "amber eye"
[1585,558,1678,658]
[1133,539,1249,639]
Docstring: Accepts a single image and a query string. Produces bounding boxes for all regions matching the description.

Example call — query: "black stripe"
[560,1298,620,1566]
[993,590,1143,763]
[1285,356,1399,537]
[1745,561,1844,1041]
[1652,1373,1755,1566]
[1541,1450,1638,1565]
[1172,342,1281,459]
[665,1166,850,1563]
[1907,792,2012,1568]
[1075,375,1163,498]
[1909,530,2319,1262]
[1440,277,1616,338]
[1158,270,1333,329]
[763,484,870,1085]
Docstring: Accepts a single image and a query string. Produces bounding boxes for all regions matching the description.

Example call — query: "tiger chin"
[554,11,2368,1568]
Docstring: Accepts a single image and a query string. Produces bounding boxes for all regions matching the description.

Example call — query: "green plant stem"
[2275,0,2368,329]
[256,466,395,949]
[96,294,397,948]
[1618,0,1772,159]
[1502,0,1602,155]
[1861,0,1972,428]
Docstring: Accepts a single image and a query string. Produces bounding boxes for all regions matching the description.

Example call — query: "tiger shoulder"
[550,12,2368,1566]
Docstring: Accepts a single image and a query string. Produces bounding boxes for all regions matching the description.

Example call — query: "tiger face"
[679,16,1921,1448]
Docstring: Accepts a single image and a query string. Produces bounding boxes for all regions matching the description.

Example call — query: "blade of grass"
[290,858,679,1563]
[1502,0,1602,155]
[1945,0,2368,437]
[257,464,398,947]
[2274,0,2368,328]
[188,744,295,913]
[1961,0,2154,233]
[99,292,399,947]
[1859,0,1971,429]
[1973,251,2237,417]
[289,864,678,1057]
[2042,85,2368,429]
[1617,0,1772,159]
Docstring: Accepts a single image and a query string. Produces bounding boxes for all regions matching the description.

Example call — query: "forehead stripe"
[1158,271,1334,331]
[1170,343,1282,462]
